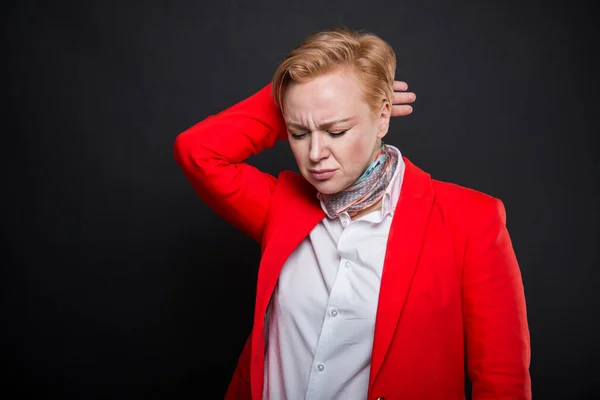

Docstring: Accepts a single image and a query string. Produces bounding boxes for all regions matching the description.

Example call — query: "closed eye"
[289,132,308,139]
[289,130,348,140]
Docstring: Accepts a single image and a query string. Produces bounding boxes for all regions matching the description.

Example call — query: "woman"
[174,28,531,400]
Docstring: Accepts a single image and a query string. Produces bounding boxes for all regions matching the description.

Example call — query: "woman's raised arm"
[174,84,287,243]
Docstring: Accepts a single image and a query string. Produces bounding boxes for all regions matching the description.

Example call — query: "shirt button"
[345,261,351,268]
[330,309,338,317]
[317,363,325,372]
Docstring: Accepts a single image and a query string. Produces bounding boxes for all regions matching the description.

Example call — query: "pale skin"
[282,71,416,220]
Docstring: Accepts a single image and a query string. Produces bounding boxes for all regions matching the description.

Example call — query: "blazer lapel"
[256,171,325,314]
[369,157,435,386]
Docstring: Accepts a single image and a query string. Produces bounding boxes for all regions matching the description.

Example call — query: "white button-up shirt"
[263,145,405,400]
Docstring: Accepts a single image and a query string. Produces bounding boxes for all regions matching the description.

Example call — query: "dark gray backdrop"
[4,0,599,398]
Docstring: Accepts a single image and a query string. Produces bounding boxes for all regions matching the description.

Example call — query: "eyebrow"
[286,117,355,131]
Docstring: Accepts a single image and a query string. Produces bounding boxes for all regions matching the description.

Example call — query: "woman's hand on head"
[391,81,416,117]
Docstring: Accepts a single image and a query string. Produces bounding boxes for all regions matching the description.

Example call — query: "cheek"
[340,130,375,168]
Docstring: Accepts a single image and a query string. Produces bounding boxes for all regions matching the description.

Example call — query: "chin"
[306,177,344,195]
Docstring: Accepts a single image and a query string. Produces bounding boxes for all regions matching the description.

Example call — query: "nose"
[309,133,329,163]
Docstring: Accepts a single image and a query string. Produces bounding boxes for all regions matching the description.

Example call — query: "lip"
[309,169,337,181]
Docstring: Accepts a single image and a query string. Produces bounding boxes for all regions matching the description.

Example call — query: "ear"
[376,100,392,139]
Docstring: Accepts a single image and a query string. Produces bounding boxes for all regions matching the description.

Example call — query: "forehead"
[282,71,367,119]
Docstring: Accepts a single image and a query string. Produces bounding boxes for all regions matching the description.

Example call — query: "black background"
[4,0,599,398]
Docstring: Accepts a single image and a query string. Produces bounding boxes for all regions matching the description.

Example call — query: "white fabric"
[263,145,406,400]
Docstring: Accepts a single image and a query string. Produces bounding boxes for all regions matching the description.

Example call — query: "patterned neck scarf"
[318,142,398,219]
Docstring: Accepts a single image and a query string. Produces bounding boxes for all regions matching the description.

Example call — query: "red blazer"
[174,84,531,400]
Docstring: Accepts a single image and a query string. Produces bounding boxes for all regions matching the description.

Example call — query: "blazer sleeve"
[462,198,532,399]
[173,84,288,243]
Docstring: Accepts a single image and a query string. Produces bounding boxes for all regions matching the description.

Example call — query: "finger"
[391,105,413,117]
[393,81,408,91]
[392,91,416,105]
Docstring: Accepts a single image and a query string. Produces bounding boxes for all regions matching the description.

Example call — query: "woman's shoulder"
[401,156,501,211]
[430,178,506,226]
[432,178,499,205]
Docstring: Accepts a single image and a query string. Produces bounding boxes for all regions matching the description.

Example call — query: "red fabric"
[174,84,531,400]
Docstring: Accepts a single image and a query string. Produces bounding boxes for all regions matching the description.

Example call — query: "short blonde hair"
[272,27,396,116]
